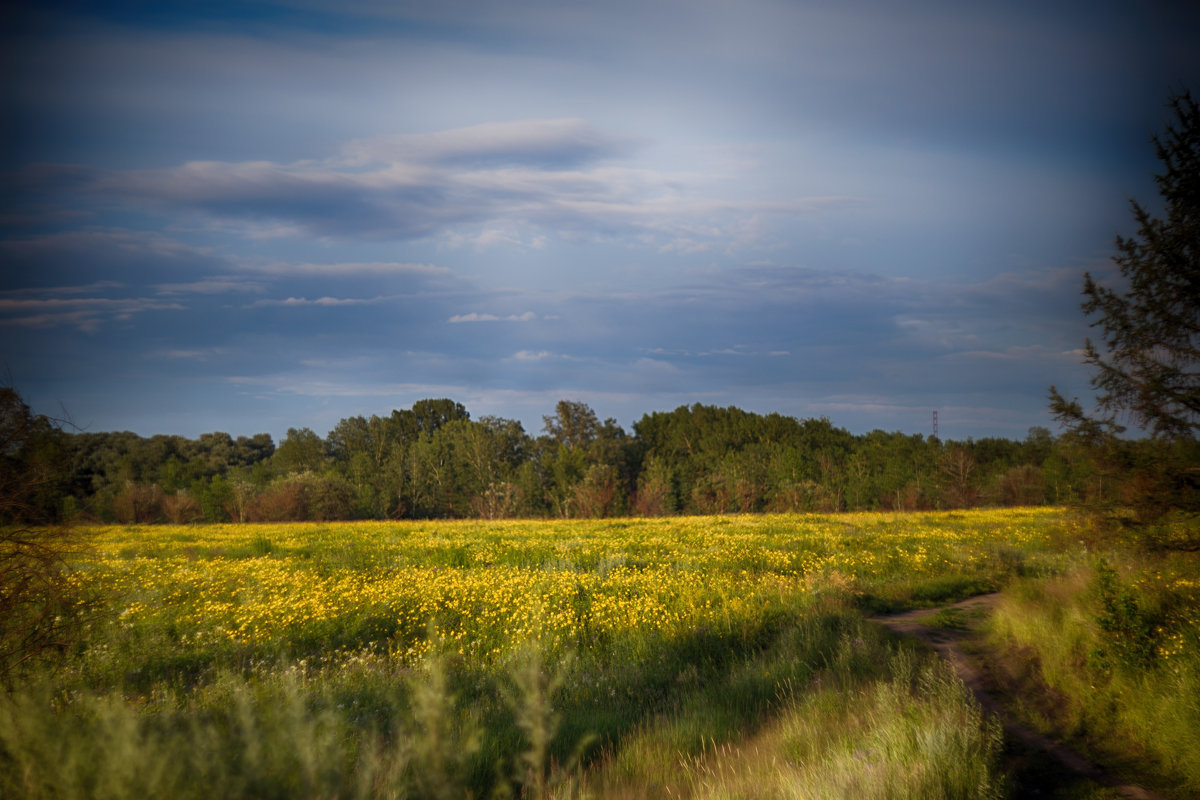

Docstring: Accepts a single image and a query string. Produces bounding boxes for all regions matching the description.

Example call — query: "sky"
[3,0,1199,443]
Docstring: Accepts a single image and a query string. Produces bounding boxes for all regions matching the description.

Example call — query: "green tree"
[542,400,598,451]
[234,433,275,466]
[328,414,394,517]
[195,474,235,522]
[634,454,676,516]
[407,427,463,518]
[411,398,470,435]
[273,427,326,475]
[1051,91,1200,440]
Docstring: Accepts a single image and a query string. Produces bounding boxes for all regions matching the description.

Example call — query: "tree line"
[5,388,1190,525]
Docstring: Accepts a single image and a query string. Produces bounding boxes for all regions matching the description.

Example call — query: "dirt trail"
[872,594,1161,800]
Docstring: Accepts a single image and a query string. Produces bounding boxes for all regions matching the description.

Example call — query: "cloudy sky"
[3,1,1198,442]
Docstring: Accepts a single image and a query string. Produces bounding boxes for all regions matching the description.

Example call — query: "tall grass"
[0,607,1008,799]
[1,673,371,799]
[984,553,1200,794]
[774,651,1004,800]
[574,626,1004,799]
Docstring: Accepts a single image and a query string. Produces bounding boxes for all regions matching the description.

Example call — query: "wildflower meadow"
[3,508,1198,798]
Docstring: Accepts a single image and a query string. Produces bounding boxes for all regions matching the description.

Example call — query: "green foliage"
[543,400,598,452]
[273,427,326,474]
[196,474,234,522]
[1084,92,1200,441]
[503,643,569,798]
[1090,558,1159,672]
[634,454,676,516]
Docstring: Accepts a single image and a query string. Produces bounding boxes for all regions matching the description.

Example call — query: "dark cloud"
[3,116,842,246]
[0,229,230,289]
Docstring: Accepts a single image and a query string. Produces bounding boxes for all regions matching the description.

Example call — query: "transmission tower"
[932,410,939,440]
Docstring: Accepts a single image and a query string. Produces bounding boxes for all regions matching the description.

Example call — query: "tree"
[1049,91,1200,523]
[634,454,676,516]
[0,388,94,682]
[411,398,469,436]
[938,446,978,508]
[542,400,598,451]
[273,427,326,474]
[1051,91,1200,440]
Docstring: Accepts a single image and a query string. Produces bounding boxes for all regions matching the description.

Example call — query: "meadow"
[2,509,1197,798]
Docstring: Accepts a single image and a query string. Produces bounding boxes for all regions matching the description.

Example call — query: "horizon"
[4,1,1199,444]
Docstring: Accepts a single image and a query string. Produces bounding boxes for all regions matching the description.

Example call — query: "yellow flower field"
[11,508,1199,800]
[71,508,1065,668]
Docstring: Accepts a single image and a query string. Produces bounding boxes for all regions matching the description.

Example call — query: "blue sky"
[3,0,1198,442]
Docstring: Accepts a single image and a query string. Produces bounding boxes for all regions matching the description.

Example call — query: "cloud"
[94,159,451,239]
[156,278,265,295]
[246,295,394,308]
[3,229,212,261]
[63,121,843,248]
[632,357,681,374]
[442,228,549,251]
[1,281,125,296]
[449,313,499,323]
[225,373,467,400]
[0,296,185,332]
[950,344,1081,364]
[0,310,107,334]
[658,238,713,254]
[250,261,454,278]
[448,311,536,323]
[340,118,636,168]
[893,316,979,351]
[510,350,563,362]
[146,348,228,360]
[6,1,1175,442]
[0,229,231,290]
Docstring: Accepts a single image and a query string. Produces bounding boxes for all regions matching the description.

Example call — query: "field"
[3,509,1198,798]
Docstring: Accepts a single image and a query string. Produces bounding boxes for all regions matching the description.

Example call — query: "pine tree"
[1051,91,1200,440]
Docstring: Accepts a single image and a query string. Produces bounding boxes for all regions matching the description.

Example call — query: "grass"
[0,509,1196,798]
[585,636,1005,800]
[983,552,1200,797]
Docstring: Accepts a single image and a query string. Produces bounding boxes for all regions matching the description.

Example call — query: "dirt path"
[872,594,1162,800]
